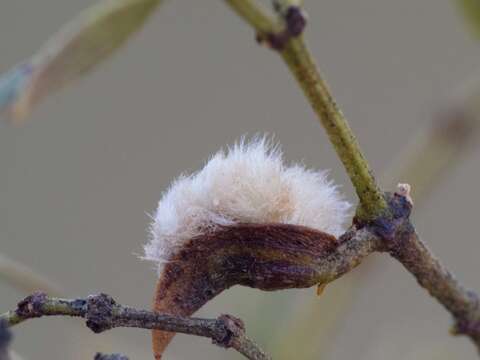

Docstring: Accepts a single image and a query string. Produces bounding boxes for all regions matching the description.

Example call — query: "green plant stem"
[224,0,387,220]
[280,38,386,220]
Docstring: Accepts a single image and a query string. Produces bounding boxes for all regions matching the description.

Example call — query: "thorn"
[316,283,327,296]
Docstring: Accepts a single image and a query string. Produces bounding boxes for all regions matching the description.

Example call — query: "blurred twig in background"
[269,282,352,359]
[0,253,61,296]
[94,353,129,360]
[381,87,480,202]
[458,0,480,38]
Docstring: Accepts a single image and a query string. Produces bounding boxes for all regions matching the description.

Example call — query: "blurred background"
[1,0,480,359]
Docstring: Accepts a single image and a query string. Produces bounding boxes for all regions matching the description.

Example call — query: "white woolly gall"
[143,138,351,273]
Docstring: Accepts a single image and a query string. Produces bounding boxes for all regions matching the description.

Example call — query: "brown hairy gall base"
[152,222,338,359]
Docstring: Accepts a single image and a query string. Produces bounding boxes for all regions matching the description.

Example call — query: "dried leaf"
[0,0,163,121]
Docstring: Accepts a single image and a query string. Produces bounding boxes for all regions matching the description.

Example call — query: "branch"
[2,199,480,355]
[224,0,387,221]
[364,192,480,352]
[0,293,269,360]
[388,227,480,348]
[224,0,480,354]
[280,38,387,220]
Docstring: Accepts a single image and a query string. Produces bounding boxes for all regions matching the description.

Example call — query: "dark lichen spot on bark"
[354,192,412,245]
[16,291,47,319]
[266,32,291,51]
[214,314,245,348]
[453,317,480,338]
[255,6,307,51]
[69,298,88,313]
[86,294,116,333]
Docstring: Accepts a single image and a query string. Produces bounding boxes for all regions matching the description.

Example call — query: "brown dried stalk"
[1,292,270,360]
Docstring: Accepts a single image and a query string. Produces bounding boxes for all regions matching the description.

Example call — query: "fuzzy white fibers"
[143,138,351,272]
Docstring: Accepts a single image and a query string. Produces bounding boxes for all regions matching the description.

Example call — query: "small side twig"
[0,293,270,360]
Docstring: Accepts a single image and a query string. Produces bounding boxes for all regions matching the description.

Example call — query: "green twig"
[280,38,386,220]
[223,0,387,220]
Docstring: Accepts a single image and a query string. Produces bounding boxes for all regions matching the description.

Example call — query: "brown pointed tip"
[151,222,339,359]
[316,283,327,296]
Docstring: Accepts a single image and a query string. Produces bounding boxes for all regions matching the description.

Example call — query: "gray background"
[1,0,479,359]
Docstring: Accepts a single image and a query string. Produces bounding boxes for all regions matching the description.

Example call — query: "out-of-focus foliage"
[0,0,163,121]
[458,0,480,37]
